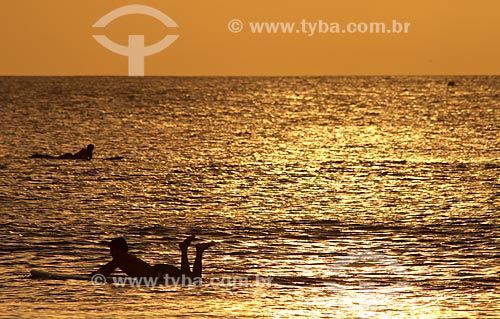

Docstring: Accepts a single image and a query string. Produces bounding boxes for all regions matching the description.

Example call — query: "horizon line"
[1,74,499,77]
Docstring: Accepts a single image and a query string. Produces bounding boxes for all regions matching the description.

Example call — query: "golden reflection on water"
[0,76,498,318]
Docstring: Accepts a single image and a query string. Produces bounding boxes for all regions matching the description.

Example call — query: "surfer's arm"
[72,149,89,160]
[93,260,118,276]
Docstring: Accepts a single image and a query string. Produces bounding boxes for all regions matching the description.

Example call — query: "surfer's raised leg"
[179,235,196,276]
[192,242,216,278]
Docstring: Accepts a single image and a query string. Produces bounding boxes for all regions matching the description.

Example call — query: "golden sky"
[1,0,499,75]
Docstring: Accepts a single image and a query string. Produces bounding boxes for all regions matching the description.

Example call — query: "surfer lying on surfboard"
[30,144,94,160]
[93,236,215,279]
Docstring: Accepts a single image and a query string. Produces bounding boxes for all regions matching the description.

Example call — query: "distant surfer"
[93,236,215,280]
[30,144,94,160]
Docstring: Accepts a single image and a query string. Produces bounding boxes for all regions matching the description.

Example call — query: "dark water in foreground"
[0,76,499,318]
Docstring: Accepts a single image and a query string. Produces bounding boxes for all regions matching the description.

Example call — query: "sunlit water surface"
[0,76,499,318]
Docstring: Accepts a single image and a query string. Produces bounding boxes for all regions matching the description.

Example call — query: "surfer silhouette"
[93,236,215,279]
[30,144,94,160]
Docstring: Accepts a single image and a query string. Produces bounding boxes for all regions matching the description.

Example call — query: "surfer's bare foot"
[195,242,216,252]
[179,235,196,250]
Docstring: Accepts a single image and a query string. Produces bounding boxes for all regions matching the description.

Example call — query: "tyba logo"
[92,4,179,76]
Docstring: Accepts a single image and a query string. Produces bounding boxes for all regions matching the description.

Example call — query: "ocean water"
[0,76,499,318]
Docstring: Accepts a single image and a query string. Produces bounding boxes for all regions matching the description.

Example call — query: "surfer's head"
[109,237,128,257]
